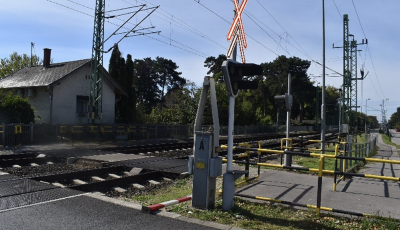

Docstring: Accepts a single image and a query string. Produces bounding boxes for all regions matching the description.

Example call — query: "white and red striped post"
[141,195,192,213]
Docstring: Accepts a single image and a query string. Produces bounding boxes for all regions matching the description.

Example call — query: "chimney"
[43,48,52,67]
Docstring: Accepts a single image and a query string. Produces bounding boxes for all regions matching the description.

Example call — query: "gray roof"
[0,59,127,96]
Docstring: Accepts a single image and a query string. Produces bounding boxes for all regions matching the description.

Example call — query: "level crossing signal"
[226,0,248,63]
[222,60,263,97]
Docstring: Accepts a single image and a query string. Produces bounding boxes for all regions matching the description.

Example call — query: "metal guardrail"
[224,136,391,217]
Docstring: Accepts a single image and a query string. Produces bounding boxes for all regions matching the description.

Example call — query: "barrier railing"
[222,136,398,217]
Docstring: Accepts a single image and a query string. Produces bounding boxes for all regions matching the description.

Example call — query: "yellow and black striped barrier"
[88,126,99,133]
[235,193,377,218]
[14,125,22,134]
[101,126,113,134]
[60,126,68,134]
[71,126,83,133]
[221,144,399,166]
[280,138,293,150]
[222,158,400,182]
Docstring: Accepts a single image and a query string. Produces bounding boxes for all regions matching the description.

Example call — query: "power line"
[45,0,209,58]
[331,0,342,20]
[351,0,386,99]
[45,0,93,17]
[243,12,290,55]
[122,0,228,50]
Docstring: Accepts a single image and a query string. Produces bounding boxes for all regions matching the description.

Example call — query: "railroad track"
[0,131,340,211]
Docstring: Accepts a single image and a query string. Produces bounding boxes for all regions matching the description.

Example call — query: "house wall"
[28,86,51,123]
[48,65,115,124]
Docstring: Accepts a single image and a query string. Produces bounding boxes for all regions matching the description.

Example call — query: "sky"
[1,0,399,123]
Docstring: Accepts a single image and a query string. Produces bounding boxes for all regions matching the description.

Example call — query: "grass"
[131,177,192,206]
[381,133,400,157]
[127,134,398,229]
[129,176,400,230]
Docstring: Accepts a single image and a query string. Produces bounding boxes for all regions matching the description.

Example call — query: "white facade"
[28,64,116,124]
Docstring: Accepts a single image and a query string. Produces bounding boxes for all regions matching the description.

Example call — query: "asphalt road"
[0,193,235,230]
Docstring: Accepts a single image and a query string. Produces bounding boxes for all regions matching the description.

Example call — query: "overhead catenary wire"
[332,0,342,20]
[44,0,210,58]
[351,0,386,99]
[121,0,228,50]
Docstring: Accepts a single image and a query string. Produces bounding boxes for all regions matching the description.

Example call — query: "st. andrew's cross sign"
[227,0,248,63]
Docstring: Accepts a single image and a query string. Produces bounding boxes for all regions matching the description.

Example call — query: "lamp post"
[365,98,370,135]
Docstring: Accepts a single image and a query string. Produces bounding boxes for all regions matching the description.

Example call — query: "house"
[0,49,126,124]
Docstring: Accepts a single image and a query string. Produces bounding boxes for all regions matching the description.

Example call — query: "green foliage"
[0,52,42,79]
[204,54,227,82]
[0,93,35,124]
[146,81,199,125]
[134,57,160,114]
[389,107,400,129]
[261,55,315,124]
[153,56,186,100]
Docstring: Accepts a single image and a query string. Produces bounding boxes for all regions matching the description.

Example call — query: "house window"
[76,96,89,114]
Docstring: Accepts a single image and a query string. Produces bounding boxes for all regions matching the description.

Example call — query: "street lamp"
[365,98,370,135]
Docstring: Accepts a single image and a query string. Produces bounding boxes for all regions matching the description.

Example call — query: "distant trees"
[108,50,347,127]
[389,108,400,129]
[0,52,42,79]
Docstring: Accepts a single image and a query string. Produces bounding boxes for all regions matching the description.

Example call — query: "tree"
[134,58,160,114]
[389,107,400,129]
[260,56,314,124]
[125,54,136,123]
[147,81,199,124]
[0,93,35,124]
[204,54,227,82]
[153,57,185,101]
[0,52,42,79]
[108,45,136,123]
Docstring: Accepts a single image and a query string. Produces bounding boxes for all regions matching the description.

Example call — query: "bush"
[0,93,35,124]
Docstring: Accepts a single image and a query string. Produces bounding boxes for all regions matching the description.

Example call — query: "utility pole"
[365,98,370,135]
[321,0,326,156]
[88,2,158,124]
[316,83,319,130]
[334,14,367,134]
[89,0,105,123]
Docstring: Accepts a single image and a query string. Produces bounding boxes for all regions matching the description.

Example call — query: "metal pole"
[339,89,342,133]
[227,96,235,172]
[316,84,319,129]
[284,73,291,166]
[222,0,238,211]
[321,0,326,158]
[365,98,369,135]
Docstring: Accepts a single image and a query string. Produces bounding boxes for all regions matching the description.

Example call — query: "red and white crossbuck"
[227,0,248,63]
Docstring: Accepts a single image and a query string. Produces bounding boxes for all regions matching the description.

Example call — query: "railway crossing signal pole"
[89,0,105,123]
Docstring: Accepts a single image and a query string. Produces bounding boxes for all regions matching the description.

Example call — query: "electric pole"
[334,14,367,135]
[88,1,158,123]
[89,0,105,123]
